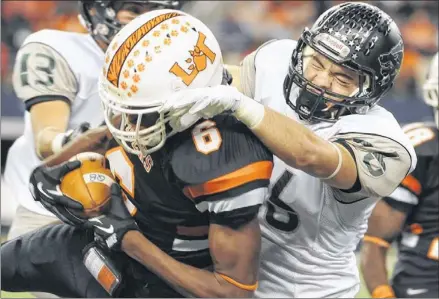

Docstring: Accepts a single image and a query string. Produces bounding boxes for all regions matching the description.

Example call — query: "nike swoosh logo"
[88,218,114,234]
[407,288,428,296]
[47,185,63,197]
[37,182,53,199]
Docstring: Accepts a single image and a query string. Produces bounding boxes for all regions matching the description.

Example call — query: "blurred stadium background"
[1,1,438,298]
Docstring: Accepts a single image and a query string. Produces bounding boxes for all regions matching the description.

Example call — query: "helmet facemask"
[100,79,181,156]
[284,33,373,123]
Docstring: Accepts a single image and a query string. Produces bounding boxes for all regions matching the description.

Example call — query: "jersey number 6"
[264,170,300,233]
[192,120,222,155]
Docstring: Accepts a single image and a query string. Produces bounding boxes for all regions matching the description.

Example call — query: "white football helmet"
[423,52,438,128]
[99,9,223,156]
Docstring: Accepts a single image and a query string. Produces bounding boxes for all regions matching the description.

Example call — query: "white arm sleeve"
[12,42,78,108]
[332,133,412,202]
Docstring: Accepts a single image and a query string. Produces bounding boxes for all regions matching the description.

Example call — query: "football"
[60,152,115,218]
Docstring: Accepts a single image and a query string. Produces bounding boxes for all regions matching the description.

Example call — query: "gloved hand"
[167,107,202,134]
[162,85,241,118]
[29,161,87,227]
[160,85,265,131]
[86,184,139,251]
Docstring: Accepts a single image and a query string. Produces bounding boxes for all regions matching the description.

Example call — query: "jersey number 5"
[264,170,300,233]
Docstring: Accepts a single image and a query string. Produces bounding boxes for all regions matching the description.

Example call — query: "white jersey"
[4,30,105,217]
[242,40,417,298]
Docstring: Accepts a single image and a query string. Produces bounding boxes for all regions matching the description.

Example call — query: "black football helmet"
[284,2,404,122]
[78,1,183,45]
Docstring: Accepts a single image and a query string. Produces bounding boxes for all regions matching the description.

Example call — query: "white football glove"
[161,85,265,130]
[167,108,202,134]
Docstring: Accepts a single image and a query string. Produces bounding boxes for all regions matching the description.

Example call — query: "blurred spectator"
[1,42,10,79]
[402,9,437,54]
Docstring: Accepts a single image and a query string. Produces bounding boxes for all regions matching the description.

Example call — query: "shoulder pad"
[12,34,79,105]
[336,107,417,173]
[403,122,438,156]
[23,29,82,48]
[22,29,96,68]
[255,39,298,69]
[170,115,273,186]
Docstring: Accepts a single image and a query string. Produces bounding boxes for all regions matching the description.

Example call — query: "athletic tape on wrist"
[35,126,59,159]
[233,95,265,129]
[51,132,67,154]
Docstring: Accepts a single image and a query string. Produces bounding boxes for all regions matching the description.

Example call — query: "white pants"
[6,205,61,298]
[7,205,61,240]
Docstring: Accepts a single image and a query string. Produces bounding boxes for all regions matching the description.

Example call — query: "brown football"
[60,152,115,218]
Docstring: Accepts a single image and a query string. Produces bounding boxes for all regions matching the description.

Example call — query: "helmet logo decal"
[107,12,183,87]
[378,40,404,86]
[169,31,217,86]
[362,151,386,177]
[314,33,350,60]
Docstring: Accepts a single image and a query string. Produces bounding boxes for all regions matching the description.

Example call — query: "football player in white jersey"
[160,2,417,297]
[4,0,183,240]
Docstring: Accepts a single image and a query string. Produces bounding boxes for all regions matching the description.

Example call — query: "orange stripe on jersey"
[410,223,423,235]
[218,273,258,291]
[363,235,390,248]
[183,161,273,199]
[401,174,422,195]
[371,284,395,298]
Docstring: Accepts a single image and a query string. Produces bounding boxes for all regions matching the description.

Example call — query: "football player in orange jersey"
[361,53,439,298]
[2,8,270,298]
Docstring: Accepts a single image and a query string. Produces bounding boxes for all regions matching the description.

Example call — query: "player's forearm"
[35,127,67,159]
[30,101,71,159]
[250,106,356,189]
[43,125,111,167]
[122,230,251,298]
[360,243,394,298]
